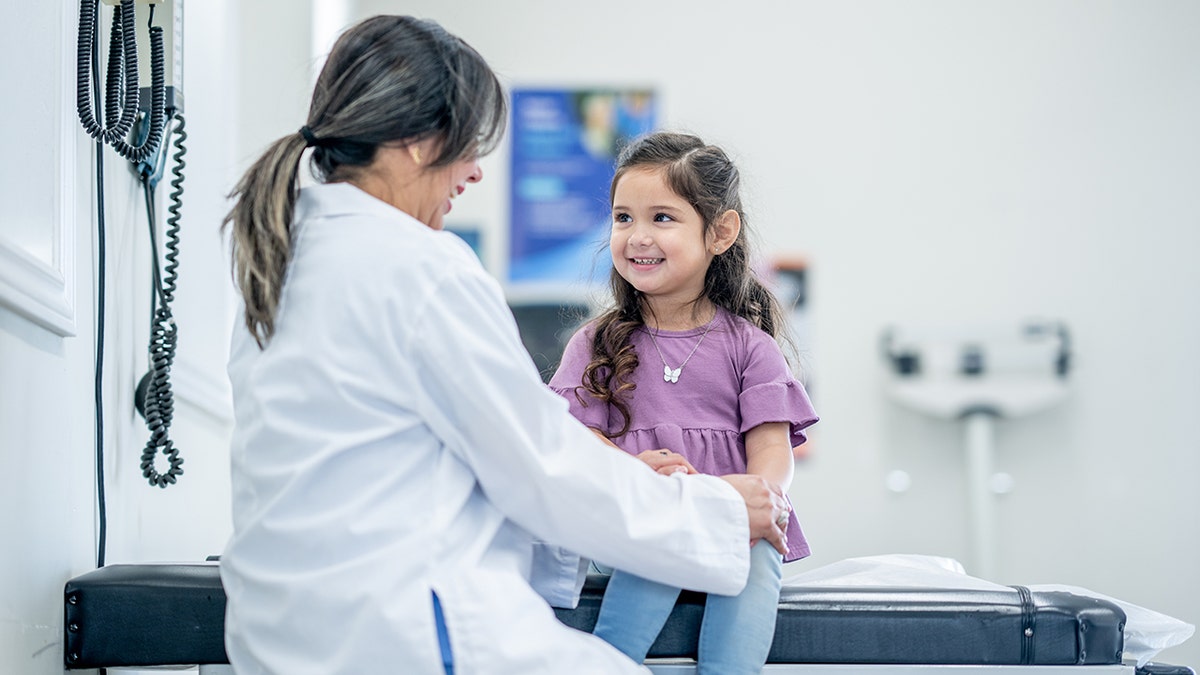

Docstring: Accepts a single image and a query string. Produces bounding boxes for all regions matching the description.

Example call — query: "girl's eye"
[653,213,674,222]
[613,213,632,223]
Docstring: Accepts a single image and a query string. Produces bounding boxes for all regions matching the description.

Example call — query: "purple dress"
[550,306,819,562]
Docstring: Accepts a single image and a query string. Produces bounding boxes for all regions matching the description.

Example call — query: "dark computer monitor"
[508,301,591,383]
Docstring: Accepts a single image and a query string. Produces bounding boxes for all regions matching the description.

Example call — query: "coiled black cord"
[76,0,165,163]
[102,3,127,132]
[78,0,136,142]
[139,113,186,488]
[77,0,176,571]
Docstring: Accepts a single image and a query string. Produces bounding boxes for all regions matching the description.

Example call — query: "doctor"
[220,15,790,675]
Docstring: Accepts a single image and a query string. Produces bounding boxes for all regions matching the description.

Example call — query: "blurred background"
[2,1,1196,672]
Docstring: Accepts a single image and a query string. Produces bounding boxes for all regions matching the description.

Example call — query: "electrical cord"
[137,112,186,488]
[87,3,108,570]
[77,0,176,565]
[78,0,136,143]
[76,0,166,163]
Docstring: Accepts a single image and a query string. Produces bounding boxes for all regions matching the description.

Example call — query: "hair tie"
[298,126,319,147]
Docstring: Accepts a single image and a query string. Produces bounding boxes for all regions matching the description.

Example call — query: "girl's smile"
[610,167,714,313]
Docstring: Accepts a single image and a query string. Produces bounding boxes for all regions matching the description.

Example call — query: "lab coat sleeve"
[529,540,589,608]
[407,266,751,596]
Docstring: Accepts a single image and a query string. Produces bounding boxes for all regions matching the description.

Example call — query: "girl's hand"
[636,449,698,476]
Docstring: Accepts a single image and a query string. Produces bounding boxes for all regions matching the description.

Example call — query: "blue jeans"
[592,540,783,675]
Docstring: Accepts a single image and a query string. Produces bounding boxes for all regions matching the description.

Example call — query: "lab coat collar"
[296,181,424,230]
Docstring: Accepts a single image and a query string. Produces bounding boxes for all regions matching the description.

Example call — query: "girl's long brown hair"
[222,16,506,347]
[580,132,788,437]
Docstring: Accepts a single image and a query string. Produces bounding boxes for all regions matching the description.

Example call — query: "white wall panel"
[0,4,77,336]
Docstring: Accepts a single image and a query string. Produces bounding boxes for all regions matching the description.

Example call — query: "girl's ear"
[709,209,742,255]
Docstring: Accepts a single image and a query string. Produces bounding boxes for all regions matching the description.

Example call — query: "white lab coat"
[221,183,751,675]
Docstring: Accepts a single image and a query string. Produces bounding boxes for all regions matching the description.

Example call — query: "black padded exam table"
[62,562,1193,674]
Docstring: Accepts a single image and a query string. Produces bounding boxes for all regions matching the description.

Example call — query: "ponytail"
[222,132,308,348]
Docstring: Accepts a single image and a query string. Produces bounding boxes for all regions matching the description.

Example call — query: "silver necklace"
[646,316,715,384]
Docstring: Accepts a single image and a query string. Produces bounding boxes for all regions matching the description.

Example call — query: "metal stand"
[964,410,998,581]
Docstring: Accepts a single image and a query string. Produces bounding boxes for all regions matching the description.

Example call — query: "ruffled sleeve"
[737,330,819,447]
[739,380,818,446]
[547,324,611,433]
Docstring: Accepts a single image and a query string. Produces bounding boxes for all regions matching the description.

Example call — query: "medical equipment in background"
[881,320,1071,580]
[770,257,812,385]
[131,99,187,489]
[508,297,591,383]
[76,0,185,565]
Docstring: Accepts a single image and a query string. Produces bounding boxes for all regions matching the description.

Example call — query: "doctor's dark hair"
[579,132,788,438]
[223,15,506,347]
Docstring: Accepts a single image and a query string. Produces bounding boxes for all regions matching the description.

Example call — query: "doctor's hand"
[637,449,698,476]
[719,474,790,556]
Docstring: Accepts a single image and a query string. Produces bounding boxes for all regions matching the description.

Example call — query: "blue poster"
[508,89,657,288]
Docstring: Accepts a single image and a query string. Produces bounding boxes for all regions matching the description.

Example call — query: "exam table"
[62,562,1192,674]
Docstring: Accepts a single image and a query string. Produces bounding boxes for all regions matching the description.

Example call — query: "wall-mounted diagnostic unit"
[882,320,1071,579]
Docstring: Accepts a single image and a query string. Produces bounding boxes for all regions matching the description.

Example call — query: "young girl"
[550,131,819,674]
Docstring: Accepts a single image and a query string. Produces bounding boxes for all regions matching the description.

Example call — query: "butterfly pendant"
[663,365,681,383]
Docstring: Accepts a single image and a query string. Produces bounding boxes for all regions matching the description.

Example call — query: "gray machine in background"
[882,320,1072,580]
[508,297,592,383]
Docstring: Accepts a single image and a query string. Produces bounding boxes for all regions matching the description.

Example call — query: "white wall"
[349,0,1200,666]
[4,1,1195,672]
[0,1,260,672]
